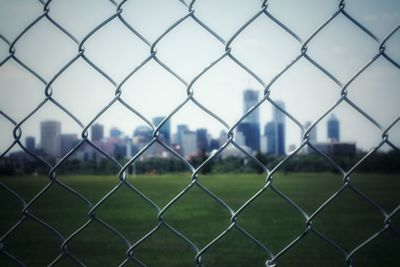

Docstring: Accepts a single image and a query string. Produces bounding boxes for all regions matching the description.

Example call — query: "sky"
[0,0,399,154]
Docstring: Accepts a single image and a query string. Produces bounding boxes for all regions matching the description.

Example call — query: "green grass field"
[0,173,399,267]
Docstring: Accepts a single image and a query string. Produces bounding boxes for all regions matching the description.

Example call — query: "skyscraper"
[243,89,259,124]
[181,130,197,159]
[263,101,286,156]
[327,114,340,142]
[110,127,122,138]
[152,116,171,144]
[238,89,260,152]
[304,121,317,143]
[91,123,104,141]
[196,128,209,153]
[60,134,79,155]
[25,136,35,152]
[176,124,188,145]
[40,120,61,157]
[273,101,286,155]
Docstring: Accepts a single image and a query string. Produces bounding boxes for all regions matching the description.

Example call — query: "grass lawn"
[0,172,399,266]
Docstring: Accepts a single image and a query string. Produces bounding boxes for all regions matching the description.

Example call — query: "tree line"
[1,150,399,175]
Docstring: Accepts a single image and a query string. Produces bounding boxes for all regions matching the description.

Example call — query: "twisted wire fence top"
[0,0,399,266]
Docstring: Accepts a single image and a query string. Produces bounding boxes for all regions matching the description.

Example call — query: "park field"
[0,172,399,267]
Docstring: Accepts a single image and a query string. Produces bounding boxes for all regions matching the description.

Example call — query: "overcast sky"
[0,0,399,154]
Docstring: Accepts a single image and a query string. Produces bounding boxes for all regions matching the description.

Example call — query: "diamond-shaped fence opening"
[0,1,399,266]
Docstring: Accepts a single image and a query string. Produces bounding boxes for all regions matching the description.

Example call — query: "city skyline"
[1,0,399,155]
[17,99,353,161]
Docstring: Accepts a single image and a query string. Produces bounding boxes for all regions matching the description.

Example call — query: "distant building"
[60,134,79,155]
[25,136,35,152]
[110,127,122,138]
[196,128,208,153]
[264,122,276,154]
[243,89,260,124]
[152,116,171,144]
[237,122,260,152]
[91,123,104,141]
[327,115,340,142]
[304,121,317,143]
[209,138,220,151]
[263,101,286,156]
[176,124,188,146]
[181,130,197,159]
[40,120,61,157]
[238,89,260,152]
[133,126,152,151]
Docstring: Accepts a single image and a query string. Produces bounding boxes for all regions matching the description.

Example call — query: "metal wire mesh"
[0,0,399,266]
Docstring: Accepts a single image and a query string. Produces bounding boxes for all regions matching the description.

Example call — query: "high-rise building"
[60,134,79,155]
[265,122,276,154]
[152,116,171,144]
[176,124,189,145]
[25,136,35,152]
[237,122,260,152]
[238,89,260,152]
[40,120,61,157]
[243,89,259,124]
[196,128,208,153]
[273,101,286,156]
[263,101,286,156]
[327,114,340,142]
[304,121,317,143]
[91,123,104,141]
[181,130,197,159]
[110,127,122,138]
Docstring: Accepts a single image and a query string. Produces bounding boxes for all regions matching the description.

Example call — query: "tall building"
[327,114,340,142]
[91,123,104,141]
[40,120,61,157]
[25,136,35,152]
[196,128,208,153]
[181,130,197,159]
[273,101,286,155]
[238,89,260,152]
[60,134,79,155]
[176,124,189,145]
[265,122,276,154]
[237,122,260,152]
[243,89,259,124]
[110,127,122,138]
[304,121,317,143]
[152,116,171,144]
[263,101,286,156]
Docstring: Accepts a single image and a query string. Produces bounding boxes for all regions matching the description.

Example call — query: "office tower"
[110,127,122,138]
[176,124,189,145]
[209,138,220,151]
[152,116,171,144]
[91,123,104,141]
[60,134,79,155]
[327,114,340,142]
[25,136,35,152]
[181,130,197,159]
[265,122,276,154]
[40,120,61,157]
[304,121,317,143]
[238,89,260,152]
[196,128,208,153]
[243,89,260,124]
[237,122,260,152]
[273,101,286,155]
[133,126,152,150]
[263,101,286,156]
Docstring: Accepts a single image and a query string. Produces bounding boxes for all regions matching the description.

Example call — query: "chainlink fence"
[0,0,399,266]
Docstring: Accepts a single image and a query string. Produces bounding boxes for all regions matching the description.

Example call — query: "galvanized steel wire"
[0,0,399,266]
